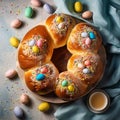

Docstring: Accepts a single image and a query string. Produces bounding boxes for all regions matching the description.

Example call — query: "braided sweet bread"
[18,13,106,101]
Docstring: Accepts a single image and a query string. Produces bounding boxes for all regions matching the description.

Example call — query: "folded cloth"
[54,0,120,120]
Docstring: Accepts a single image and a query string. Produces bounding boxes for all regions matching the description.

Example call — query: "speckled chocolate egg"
[31,0,42,7]
[82,11,93,19]
[20,94,30,105]
[14,106,24,118]
[5,69,17,79]
[10,19,22,28]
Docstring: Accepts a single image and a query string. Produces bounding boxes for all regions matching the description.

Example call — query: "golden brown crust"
[67,52,104,85]
[18,25,54,69]
[55,71,88,101]
[45,13,76,48]
[25,62,59,95]
[67,23,102,54]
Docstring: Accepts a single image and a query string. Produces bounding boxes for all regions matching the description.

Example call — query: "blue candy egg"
[28,40,35,46]
[43,3,54,14]
[83,68,91,74]
[89,32,96,39]
[14,106,24,118]
[36,73,45,81]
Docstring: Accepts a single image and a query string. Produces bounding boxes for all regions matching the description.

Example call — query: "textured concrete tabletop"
[0,0,58,120]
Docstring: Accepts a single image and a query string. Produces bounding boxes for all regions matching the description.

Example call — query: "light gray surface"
[0,0,58,120]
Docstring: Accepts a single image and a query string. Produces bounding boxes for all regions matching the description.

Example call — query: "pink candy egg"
[11,19,22,28]
[36,40,43,48]
[5,69,17,79]
[84,60,91,66]
[20,94,30,105]
[85,37,92,45]
[41,67,48,74]
[31,0,42,7]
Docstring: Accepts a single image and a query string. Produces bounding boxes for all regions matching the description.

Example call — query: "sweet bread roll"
[67,23,102,54]
[67,52,104,85]
[45,13,76,48]
[25,62,59,95]
[18,25,54,69]
[55,71,88,101]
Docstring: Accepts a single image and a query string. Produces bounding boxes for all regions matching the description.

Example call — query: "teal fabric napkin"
[54,0,120,120]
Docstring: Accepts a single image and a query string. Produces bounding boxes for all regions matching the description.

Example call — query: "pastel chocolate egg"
[78,63,84,69]
[74,1,83,13]
[82,11,93,19]
[32,45,39,53]
[36,73,45,81]
[85,37,92,45]
[58,22,65,29]
[14,106,24,118]
[10,36,20,48]
[84,60,91,66]
[36,40,43,48]
[31,0,42,7]
[5,69,17,79]
[81,32,88,38]
[10,19,22,28]
[43,3,54,14]
[68,85,74,92]
[25,6,33,18]
[38,102,50,112]
[20,94,30,105]
[89,32,96,39]
[41,67,48,74]
[62,80,68,87]
[83,68,91,74]
[28,40,35,46]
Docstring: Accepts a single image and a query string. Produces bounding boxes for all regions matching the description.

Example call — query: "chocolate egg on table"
[82,11,93,19]
[5,69,17,79]
[20,94,30,105]
[43,3,54,14]
[38,102,50,112]
[14,106,24,118]
[31,0,42,7]
[25,6,33,18]
[74,1,83,13]
[10,36,20,48]
[10,19,22,28]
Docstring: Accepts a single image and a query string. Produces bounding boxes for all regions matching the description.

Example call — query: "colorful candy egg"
[10,19,22,28]
[36,40,43,48]
[62,80,68,87]
[14,106,24,118]
[78,63,84,69]
[84,60,91,66]
[38,102,50,112]
[81,32,88,38]
[5,69,17,79]
[68,85,74,92]
[41,67,48,74]
[28,40,35,46]
[25,7,33,18]
[32,45,39,53]
[85,37,92,45]
[56,16,64,23]
[10,36,20,48]
[20,94,30,105]
[82,11,93,19]
[43,3,54,14]
[89,32,96,39]
[31,0,42,7]
[74,1,83,13]
[58,22,65,29]
[83,68,91,74]
[36,73,45,81]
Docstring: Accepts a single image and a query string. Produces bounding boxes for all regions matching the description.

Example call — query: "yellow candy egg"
[68,85,75,92]
[32,45,39,53]
[74,1,83,13]
[10,36,20,48]
[38,102,50,112]
[56,16,64,23]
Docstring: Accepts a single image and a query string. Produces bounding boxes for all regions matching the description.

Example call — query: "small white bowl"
[87,89,110,113]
